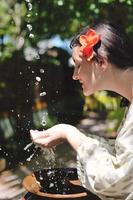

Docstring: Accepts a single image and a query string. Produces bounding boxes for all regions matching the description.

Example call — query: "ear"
[98,57,108,71]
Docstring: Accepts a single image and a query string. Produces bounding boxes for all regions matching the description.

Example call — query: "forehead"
[72,46,81,63]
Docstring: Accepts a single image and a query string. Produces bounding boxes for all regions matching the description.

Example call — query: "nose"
[72,67,79,80]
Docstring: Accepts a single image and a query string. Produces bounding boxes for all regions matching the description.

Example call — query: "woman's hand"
[30,124,86,151]
[30,124,66,148]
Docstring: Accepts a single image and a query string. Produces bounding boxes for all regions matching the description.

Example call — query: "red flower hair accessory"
[79,29,101,61]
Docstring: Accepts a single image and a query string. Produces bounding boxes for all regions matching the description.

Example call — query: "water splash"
[35,82,39,85]
[35,54,40,59]
[26,13,31,18]
[26,153,34,162]
[27,24,32,31]
[24,110,56,167]
[24,142,33,151]
[25,0,34,40]
[25,0,32,15]
[40,92,46,96]
[26,145,38,162]
[28,3,32,11]
[40,68,45,73]
[29,33,34,38]
[36,76,41,82]
[42,148,55,163]
[24,0,56,170]
[41,114,47,127]
[39,170,44,180]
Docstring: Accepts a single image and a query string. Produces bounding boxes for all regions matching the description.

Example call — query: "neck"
[103,66,133,102]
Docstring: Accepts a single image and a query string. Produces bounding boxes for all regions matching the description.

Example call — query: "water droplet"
[41,120,46,127]
[29,33,34,38]
[49,183,54,188]
[36,76,41,82]
[26,13,31,18]
[36,161,39,165]
[35,82,39,85]
[57,0,63,6]
[24,142,33,151]
[39,176,43,180]
[40,92,46,96]
[40,68,45,73]
[26,154,34,162]
[28,3,32,11]
[35,54,40,60]
[27,24,32,31]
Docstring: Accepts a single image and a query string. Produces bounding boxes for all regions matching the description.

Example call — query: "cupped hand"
[30,124,86,150]
[30,124,70,148]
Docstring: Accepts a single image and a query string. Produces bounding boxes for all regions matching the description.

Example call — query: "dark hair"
[70,21,133,69]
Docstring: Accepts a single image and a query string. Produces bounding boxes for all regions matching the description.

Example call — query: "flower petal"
[83,46,93,57]
[79,28,100,62]
[79,35,88,47]
[87,52,94,61]
[88,35,100,46]
[86,29,97,37]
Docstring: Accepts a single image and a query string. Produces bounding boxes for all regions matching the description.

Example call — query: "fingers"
[33,137,50,147]
[30,129,51,148]
[30,130,48,140]
[34,137,64,148]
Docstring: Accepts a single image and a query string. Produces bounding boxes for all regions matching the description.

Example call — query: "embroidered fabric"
[77,101,133,200]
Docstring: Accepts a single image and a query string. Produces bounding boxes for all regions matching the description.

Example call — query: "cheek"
[80,66,92,83]
[80,62,102,96]
[84,74,92,86]
[81,69,97,95]
[79,60,96,87]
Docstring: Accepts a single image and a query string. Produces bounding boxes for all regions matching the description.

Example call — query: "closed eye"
[72,57,81,69]
[75,64,80,69]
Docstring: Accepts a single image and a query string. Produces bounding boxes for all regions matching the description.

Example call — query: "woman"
[30,21,133,200]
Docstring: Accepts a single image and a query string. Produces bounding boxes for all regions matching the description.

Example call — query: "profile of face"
[72,45,107,96]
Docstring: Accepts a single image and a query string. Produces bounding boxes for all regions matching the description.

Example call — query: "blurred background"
[0,0,133,171]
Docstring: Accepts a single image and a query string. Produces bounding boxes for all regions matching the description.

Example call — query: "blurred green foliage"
[0,0,133,61]
[84,91,126,133]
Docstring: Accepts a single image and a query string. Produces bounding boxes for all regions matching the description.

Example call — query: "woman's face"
[72,46,103,96]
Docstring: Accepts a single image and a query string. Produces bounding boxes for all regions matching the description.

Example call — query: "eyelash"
[76,64,80,68]
[73,59,80,69]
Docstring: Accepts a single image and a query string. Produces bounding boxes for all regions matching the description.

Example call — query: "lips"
[79,80,83,84]
[81,84,84,88]
[79,82,84,88]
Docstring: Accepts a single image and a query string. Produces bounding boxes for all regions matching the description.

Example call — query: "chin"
[83,89,93,96]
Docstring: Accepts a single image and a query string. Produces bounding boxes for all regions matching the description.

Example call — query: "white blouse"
[77,101,133,200]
